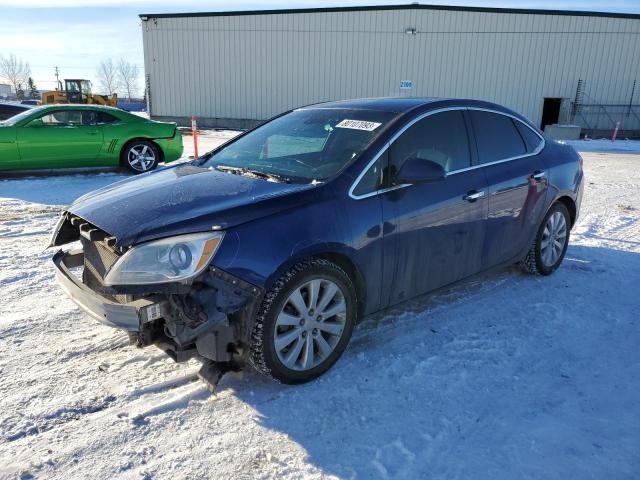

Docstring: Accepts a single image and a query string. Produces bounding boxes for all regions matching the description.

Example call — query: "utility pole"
[54,66,60,89]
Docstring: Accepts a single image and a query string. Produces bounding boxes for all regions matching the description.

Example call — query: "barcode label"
[335,119,382,131]
[146,303,161,321]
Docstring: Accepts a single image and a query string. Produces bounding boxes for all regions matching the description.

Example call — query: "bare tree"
[117,58,139,102]
[0,54,31,96]
[96,58,121,95]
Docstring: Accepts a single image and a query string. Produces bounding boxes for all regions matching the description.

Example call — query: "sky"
[1,0,639,95]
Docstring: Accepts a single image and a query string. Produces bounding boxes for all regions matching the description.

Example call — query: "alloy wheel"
[128,144,156,172]
[274,279,347,371]
[540,211,567,267]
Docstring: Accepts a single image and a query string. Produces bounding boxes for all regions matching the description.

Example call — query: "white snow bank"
[562,138,640,154]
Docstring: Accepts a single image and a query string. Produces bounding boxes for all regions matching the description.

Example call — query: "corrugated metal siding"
[141,8,640,127]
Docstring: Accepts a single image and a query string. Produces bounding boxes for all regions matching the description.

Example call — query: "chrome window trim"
[348,106,546,200]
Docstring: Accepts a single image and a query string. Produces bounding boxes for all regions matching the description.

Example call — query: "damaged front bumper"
[53,246,262,368]
[53,249,162,332]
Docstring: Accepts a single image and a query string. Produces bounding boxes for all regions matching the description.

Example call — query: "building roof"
[139,3,640,21]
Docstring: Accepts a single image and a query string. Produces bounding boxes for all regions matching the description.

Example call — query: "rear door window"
[514,120,544,153]
[81,111,119,125]
[95,112,120,124]
[469,110,527,164]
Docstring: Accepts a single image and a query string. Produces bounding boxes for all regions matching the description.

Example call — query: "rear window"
[469,110,527,164]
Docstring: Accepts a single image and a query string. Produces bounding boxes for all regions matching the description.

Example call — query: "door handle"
[87,130,100,135]
[463,190,485,202]
[531,170,546,181]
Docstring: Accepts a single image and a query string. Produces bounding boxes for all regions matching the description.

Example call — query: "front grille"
[79,229,131,304]
[81,236,120,283]
[64,214,134,304]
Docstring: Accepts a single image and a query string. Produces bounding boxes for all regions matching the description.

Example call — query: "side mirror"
[395,157,446,184]
[27,118,44,128]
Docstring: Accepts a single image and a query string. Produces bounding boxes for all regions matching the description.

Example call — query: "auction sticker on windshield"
[335,119,382,131]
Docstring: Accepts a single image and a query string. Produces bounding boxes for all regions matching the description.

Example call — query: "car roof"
[0,102,31,109]
[302,97,442,113]
[302,97,529,123]
[28,104,121,113]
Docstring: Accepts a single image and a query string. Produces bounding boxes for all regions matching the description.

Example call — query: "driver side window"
[389,110,471,175]
[39,110,84,126]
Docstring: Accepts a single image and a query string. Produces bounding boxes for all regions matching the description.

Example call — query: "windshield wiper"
[216,165,291,183]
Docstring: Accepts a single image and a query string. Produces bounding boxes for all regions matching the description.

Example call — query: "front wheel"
[249,259,357,384]
[121,140,159,174]
[521,202,571,275]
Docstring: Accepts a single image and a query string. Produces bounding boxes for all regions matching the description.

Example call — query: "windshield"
[0,108,35,126]
[201,108,396,182]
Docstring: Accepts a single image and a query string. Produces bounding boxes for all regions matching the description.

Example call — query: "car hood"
[68,163,317,247]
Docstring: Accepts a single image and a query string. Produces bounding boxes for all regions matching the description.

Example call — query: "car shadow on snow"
[213,245,640,479]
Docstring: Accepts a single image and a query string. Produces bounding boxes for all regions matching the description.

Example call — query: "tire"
[121,140,159,174]
[521,202,571,275]
[249,259,357,384]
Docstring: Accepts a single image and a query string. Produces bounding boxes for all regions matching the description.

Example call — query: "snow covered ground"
[562,138,640,153]
[0,142,639,479]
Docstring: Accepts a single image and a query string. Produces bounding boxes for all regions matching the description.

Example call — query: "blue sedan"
[51,97,584,387]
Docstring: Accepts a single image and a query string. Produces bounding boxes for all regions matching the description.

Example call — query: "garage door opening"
[540,98,562,131]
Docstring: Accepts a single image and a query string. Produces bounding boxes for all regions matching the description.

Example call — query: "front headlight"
[104,232,224,286]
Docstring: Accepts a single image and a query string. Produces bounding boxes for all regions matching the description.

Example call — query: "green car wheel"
[122,139,160,174]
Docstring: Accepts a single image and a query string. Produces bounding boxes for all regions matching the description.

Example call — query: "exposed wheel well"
[314,252,366,320]
[119,138,163,166]
[555,196,577,228]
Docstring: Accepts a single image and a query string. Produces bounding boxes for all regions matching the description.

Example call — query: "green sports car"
[0,105,183,173]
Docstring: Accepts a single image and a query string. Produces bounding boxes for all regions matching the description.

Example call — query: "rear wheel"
[250,259,357,384]
[521,202,571,275]
[121,140,159,174]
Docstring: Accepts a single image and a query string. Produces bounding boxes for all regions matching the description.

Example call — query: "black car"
[0,103,31,121]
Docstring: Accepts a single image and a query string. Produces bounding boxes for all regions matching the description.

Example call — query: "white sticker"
[145,303,161,322]
[335,119,382,131]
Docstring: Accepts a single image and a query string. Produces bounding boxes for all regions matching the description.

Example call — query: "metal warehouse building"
[140,4,640,136]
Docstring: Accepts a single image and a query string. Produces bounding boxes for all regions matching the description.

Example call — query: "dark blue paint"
[68,98,584,317]
[70,163,317,247]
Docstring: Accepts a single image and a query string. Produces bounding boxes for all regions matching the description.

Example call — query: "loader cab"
[64,79,92,104]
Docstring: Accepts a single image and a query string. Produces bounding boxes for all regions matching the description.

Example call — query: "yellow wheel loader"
[41,79,117,106]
